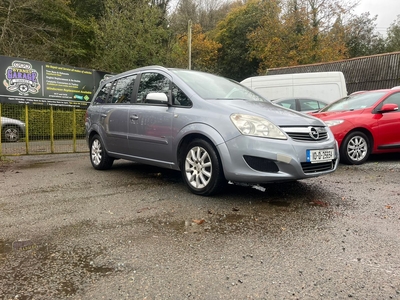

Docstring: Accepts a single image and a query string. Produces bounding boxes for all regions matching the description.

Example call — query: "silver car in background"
[1,116,26,142]
[85,66,339,196]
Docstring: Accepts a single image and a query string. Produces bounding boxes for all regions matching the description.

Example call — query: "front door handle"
[130,115,139,120]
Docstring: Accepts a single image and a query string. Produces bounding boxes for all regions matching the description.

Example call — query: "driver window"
[137,72,170,104]
[382,93,400,107]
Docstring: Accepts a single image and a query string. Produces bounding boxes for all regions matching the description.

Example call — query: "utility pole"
[188,19,192,70]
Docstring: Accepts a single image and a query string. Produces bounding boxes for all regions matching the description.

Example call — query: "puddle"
[0,239,12,255]
[142,213,266,235]
[0,239,115,298]
[14,161,56,170]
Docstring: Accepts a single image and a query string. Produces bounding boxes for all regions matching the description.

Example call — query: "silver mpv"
[85,66,339,196]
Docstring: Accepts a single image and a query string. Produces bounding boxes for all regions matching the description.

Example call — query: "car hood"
[312,109,363,120]
[211,100,325,127]
[1,117,24,125]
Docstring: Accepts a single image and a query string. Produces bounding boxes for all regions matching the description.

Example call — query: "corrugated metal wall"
[266,52,400,94]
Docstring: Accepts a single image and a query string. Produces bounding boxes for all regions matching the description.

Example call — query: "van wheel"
[340,131,370,165]
[181,139,226,196]
[90,134,114,170]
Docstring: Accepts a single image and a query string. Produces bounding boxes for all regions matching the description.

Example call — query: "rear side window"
[93,82,112,104]
[277,99,296,110]
[299,99,322,111]
[109,75,136,104]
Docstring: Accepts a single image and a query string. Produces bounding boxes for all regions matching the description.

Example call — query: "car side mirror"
[379,103,399,113]
[145,92,168,104]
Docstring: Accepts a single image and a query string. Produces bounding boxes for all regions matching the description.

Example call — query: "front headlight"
[324,120,344,127]
[230,114,287,140]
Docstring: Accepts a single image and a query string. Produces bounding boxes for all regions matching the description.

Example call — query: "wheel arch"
[175,124,226,171]
[87,125,107,149]
[342,127,374,151]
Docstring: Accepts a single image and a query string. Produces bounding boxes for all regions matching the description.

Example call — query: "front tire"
[90,134,114,170]
[181,139,226,196]
[2,126,21,142]
[340,131,371,165]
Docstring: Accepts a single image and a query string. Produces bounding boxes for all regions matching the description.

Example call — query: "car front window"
[321,91,386,112]
[137,72,170,104]
[171,69,266,102]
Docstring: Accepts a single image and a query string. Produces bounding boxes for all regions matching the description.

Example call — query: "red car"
[311,88,400,165]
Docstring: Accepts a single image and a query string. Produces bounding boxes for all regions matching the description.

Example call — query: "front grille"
[281,126,328,141]
[301,160,336,173]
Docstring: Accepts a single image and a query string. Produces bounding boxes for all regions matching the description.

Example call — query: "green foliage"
[248,0,349,74]
[0,0,96,67]
[93,0,170,73]
[27,108,86,138]
[1,104,86,139]
[170,24,221,72]
[344,12,387,57]
[386,16,400,52]
[0,0,398,81]
[213,0,261,81]
[169,0,236,35]
[69,0,105,19]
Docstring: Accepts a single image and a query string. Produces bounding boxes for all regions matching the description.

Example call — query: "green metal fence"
[0,103,88,156]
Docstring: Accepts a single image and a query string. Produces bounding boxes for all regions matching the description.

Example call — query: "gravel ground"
[0,152,399,299]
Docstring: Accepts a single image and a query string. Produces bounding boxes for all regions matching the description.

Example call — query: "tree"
[94,0,170,73]
[170,23,221,72]
[344,12,386,57]
[214,0,262,80]
[169,0,234,34]
[0,0,96,66]
[248,0,351,74]
[197,0,236,32]
[69,0,105,19]
[168,0,199,34]
[386,15,400,52]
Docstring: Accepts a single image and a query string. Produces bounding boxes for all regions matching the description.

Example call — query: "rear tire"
[90,134,114,170]
[340,131,370,165]
[181,139,226,196]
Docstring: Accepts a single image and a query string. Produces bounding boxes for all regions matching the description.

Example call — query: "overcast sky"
[353,0,400,35]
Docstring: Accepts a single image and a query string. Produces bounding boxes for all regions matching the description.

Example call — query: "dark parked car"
[1,116,26,142]
[85,66,339,195]
[312,88,400,165]
[272,97,329,113]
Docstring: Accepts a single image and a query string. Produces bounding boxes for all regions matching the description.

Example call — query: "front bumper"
[218,134,339,184]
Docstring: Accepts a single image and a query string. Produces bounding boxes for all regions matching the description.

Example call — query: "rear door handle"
[130,115,139,120]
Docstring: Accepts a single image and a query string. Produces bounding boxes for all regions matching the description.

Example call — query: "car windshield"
[171,69,266,102]
[320,91,386,112]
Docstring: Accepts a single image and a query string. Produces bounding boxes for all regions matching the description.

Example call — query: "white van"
[240,72,347,103]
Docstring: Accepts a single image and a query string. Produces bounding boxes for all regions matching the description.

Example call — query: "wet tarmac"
[0,152,399,299]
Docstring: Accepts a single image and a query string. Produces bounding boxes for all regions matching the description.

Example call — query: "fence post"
[73,107,77,152]
[25,105,29,154]
[50,106,54,153]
